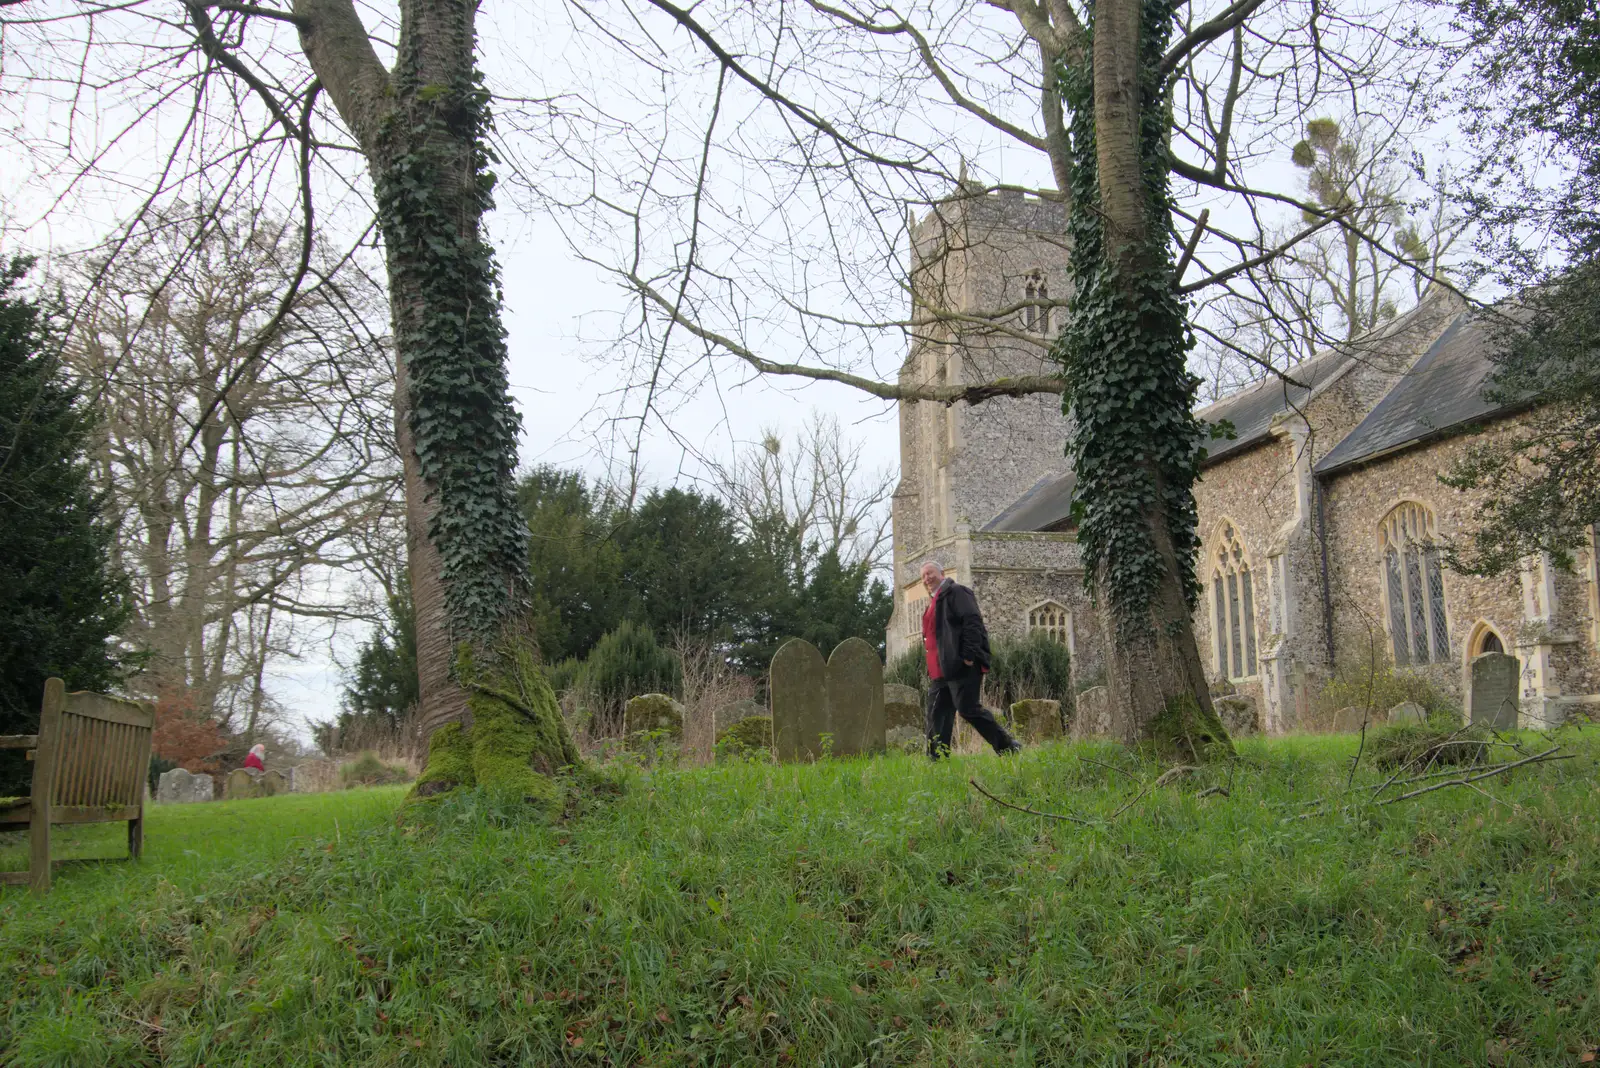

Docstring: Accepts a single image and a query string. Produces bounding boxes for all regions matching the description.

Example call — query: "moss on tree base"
[1140,691,1234,764]
[406,643,584,809]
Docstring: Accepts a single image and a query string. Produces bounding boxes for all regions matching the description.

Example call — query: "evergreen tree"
[1444,0,1600,574]
[0,256,129,792]
[616,487,753,642]
[519,467,627,662]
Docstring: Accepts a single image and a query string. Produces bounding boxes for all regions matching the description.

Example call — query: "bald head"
[920,561,945,595]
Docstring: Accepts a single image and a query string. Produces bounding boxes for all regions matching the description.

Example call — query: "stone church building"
[885,188,1600,730]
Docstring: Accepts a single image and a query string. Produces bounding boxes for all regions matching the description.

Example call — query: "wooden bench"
[0,678,154,893]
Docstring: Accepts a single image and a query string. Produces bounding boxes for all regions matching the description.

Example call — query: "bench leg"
[128,816,143,861]
[29,815,49,894]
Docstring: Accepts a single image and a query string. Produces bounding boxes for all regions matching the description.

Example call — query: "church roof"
[1314,309,1526,474]
[1195,343,1356,465]
[979,470,1076,532]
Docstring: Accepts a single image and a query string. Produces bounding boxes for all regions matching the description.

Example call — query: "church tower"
[886,188,1091,664]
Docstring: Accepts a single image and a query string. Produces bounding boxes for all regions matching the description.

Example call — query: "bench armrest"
[0,735,38,749]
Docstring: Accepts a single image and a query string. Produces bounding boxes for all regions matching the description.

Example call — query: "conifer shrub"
[583,621,681,736]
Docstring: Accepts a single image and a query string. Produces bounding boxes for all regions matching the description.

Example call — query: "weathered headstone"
[826,637,885,757]
[1330,705,1365,732]
[624,694,684,742]
[771,638,828,762]
[224,767,258,800]
[1470,652,1519,729]
[1008,699,1063,743]
[1387,700,1427,725]
[1215,694,1259,736]
[1072,686,1110,739]
[882,684,923,732]
[157,766,214,804]
[713,699,763,732]
[259,769,287,796]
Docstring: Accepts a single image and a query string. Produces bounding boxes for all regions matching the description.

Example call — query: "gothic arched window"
[1379,501,1450,665]
[1211,522,1258,678]
[1023,271,1050,334]
[1027,601,1071,647]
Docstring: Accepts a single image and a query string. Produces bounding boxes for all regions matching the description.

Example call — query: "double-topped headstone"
[770,637,886,761]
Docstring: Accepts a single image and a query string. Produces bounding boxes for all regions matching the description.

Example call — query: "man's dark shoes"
[998,741,1024,757]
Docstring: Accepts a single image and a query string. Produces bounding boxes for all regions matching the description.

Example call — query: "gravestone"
[826,637,884,757]
[1215,694,1259,736]
[156,766,214,804]
[1330,706,1365,733]
[624,694,684,742]
[259,769,287,797]
[1470,652,1519,729]
[1072,686,1110,739]
[224,767,258,800]
[1008,699,1063,743]
[1387,700,1427,725]
[771,638,828,762]
[713,699,763,732]
[882,684,923,732]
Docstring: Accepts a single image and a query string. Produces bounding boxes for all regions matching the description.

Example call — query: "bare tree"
[66,205,401,738]
[3,0,578,784]
[523,0,1453,749]
[1193,117,1464,399]
[708,411,894,574]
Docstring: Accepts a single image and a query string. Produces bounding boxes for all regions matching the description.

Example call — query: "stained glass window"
[1379,502,1449,665]
[1211,522,1260,678]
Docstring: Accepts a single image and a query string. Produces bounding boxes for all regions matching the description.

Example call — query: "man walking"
[919,561,1023,759]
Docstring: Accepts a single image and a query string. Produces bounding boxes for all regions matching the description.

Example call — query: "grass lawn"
[0,732,1596,1066]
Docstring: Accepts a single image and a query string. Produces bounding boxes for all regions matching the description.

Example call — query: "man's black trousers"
[925,669,1017,759]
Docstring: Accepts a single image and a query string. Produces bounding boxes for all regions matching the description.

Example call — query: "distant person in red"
[919,560,1023,760]
[243,743,266,772]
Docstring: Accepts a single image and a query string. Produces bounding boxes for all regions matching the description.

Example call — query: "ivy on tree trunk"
[294,0,577,792]
[1054,0,1230,760]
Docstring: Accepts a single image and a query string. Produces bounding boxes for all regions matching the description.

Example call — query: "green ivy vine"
[1053,0,1205,637]
[373,62,529,642]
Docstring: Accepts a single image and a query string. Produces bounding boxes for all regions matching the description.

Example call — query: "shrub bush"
[884,647,928,697]
[584,620,681,735]
[987,632,1072,709]
[1368,719,1489,771]
[338,751,413,788]
[1314,661,1459,730]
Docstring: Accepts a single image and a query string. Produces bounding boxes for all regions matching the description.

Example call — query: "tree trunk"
[294,0,579,796]
[1060,0,1228,759]
[393,333,468,734]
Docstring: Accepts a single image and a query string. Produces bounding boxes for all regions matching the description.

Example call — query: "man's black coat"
[930,578,992,678]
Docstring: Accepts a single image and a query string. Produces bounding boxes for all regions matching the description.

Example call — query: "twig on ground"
[1196,785,1230,799]
[1109,765,1197,821]
[1374,749,1572,807]
[1080,756,1137,782]
[968,778,1094,826]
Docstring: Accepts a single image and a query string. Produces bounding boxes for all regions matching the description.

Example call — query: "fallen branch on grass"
[1109,765,1199,820]
[1373,748,1574,806]
[968,779,1094,826]
[1288,747,1573,820]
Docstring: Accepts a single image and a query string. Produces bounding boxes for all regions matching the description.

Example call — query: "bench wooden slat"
[63,693,152,729]
[0,735,37,749]
[0,801,30,825]
[50,804,142,825]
